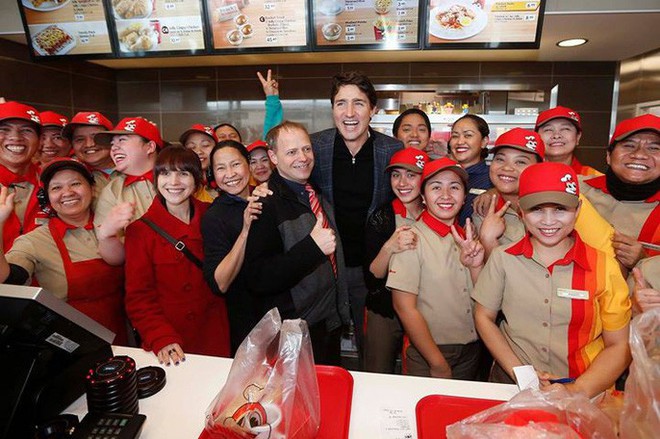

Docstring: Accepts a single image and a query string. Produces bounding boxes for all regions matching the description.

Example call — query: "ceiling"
[1,1,659,68]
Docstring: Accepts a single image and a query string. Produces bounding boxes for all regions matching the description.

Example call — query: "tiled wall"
[618,48,660,121]
[0,39,117,121]
[117,61,617,171]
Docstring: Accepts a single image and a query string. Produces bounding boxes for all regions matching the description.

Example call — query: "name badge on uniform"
[557,288,589,300]
[469,188,487,195]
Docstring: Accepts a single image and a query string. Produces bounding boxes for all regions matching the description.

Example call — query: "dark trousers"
[308,321,342,366]
[345,265,368,366]
[364,309,403,374]
[406,341,482,380]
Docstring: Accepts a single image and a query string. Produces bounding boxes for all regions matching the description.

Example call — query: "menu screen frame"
[310,0,424,51]
[424,0,546,50]
[18,0,118,60]
[204,0,312,55]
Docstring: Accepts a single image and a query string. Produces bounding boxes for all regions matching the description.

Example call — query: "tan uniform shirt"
[472,234,630,378]
[93,174,157,229]
[6,220,100,300]
[386,212,478,345]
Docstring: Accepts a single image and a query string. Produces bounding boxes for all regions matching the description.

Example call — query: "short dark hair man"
[310,71,403,360]
[244,121,350,365]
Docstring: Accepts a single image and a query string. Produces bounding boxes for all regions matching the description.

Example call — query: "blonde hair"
[265,120,309,151]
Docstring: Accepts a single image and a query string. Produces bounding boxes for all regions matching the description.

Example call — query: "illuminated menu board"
[19,0,113,57]
[110,0,207,56]
[312,0,422,49]
[425,0,545,48]
[205,0,309,51]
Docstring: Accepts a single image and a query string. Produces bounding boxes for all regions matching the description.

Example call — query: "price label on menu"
[313,0,422,48]
[206,0,308,50]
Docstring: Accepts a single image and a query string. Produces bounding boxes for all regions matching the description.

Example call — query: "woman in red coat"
[125,146,230,366]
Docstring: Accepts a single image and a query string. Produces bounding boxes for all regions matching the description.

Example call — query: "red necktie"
[305,183,337,277]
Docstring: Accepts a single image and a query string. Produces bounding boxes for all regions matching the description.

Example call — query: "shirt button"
[541,347,547,353]
[466,309,470,314]
[463,288,468,293]
[542,322,548,327]
[544,299,549,304]
[545,274,550,278]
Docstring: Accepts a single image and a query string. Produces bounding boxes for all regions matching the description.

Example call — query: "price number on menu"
[397,1,406,6]
[264,3,275,10]
[165,3,176,10]
[266,35,278,43]
[345,25,355,33]
[345,4,355,11]
[398,33,405,40]
[396,9,406,16]
[170,35,181,44]
[345,34,356,41]
[397,25,406,32]
[80,37,89,44]
[74,14,84,21]
[526,1,538,9]
[524,14,535,20]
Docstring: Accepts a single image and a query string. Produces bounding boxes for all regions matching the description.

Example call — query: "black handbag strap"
[139,217,203,269]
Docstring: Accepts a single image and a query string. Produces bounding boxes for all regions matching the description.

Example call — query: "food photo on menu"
[428,0,488,41]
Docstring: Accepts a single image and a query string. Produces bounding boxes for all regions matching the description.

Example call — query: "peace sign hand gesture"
[257,69,279,96]
[451,218,485,269]
[479,194,510,246]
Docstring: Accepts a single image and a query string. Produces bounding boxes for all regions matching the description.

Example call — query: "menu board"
[312,0,422,49]
[206,0,308,51]
[19,0,113,57]
[110,0,207,56]
[426,0,544,48]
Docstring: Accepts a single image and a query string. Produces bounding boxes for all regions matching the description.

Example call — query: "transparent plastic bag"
[204,309,320,439]
[620,308,660,439]
[446,387,616,439]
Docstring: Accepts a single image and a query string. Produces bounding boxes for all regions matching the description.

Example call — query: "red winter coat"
[125,197,230,357]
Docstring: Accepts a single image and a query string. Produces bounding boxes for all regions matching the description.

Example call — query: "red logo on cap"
[524,136,538,150]
[560,173,578,194]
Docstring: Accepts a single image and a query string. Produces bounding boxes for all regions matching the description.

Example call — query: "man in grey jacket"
[310,72,403,365]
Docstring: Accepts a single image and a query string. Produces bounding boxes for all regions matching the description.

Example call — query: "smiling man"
[580,114,660,270]
[0,101,48,250]
[310,72,403,362]
[244,121,350,365]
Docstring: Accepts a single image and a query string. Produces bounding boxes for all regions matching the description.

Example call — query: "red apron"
[49,220,128,345]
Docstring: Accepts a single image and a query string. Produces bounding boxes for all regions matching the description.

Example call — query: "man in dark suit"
[310,72,403,365]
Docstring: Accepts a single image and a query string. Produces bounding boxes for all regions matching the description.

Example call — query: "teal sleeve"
[263,95,283,139]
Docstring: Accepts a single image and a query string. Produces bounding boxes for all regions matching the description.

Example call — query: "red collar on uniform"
[506,231,590,270]
[124,170,154,187]
[421,210,464,238]
[50,215,95,236]
[570,157,584,174]
[392,198,423,221]
[585,175,660,203]
[0,163,40,186]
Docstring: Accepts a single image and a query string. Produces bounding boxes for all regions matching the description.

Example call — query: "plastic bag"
[446,387,616,439]
[204,309,320,439]
[620,308,660,439]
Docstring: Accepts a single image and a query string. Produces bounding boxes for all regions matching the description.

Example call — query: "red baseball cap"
[519,162,580,210]
[61,111,114,139]
[386,148,429,173]
[247,140,269,153]
[39,111,69,128]
[179,124,218,145]
[94,117,164,149]
[492,128,545,161]
[535,106,582,132]
[609,114,660,149]
[0,101,41,126]
[422,157,468,186]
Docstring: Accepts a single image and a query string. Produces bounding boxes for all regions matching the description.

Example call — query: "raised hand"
[257,69,279,96]
[472,188,498,217]
[452,218,485,268]
[242,195,263,232]
[479,194,510,245]
[0,185,16,224]
[387,225,417,254]
[310,212,336,255]
[612,231,646,269]
[632,267,660,314]
[97,202,135,239]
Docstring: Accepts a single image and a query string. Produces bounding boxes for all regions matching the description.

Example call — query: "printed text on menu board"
[207,0,308,49]
[21,0,112,56]
[427,0,542,44]
[111,0,206,54]
[314,0,421,47]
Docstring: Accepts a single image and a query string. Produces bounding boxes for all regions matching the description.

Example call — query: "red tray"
[416,394,503,439]
[199,365,353,439]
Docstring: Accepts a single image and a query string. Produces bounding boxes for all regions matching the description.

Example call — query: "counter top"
[64,346,519,438]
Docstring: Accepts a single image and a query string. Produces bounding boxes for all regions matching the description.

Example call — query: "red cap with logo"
[535,106,582,132]
[247,140,268,153]
[39,111,69,128]
[386,148,429,173]
[94,117,164,149]
[0,101,41,126]
[422,157,468,186]
[61,111,114,139]
[609,114,660,148]
[179,124,218,145]
[492,128,545,161]
[519,162,580,210]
